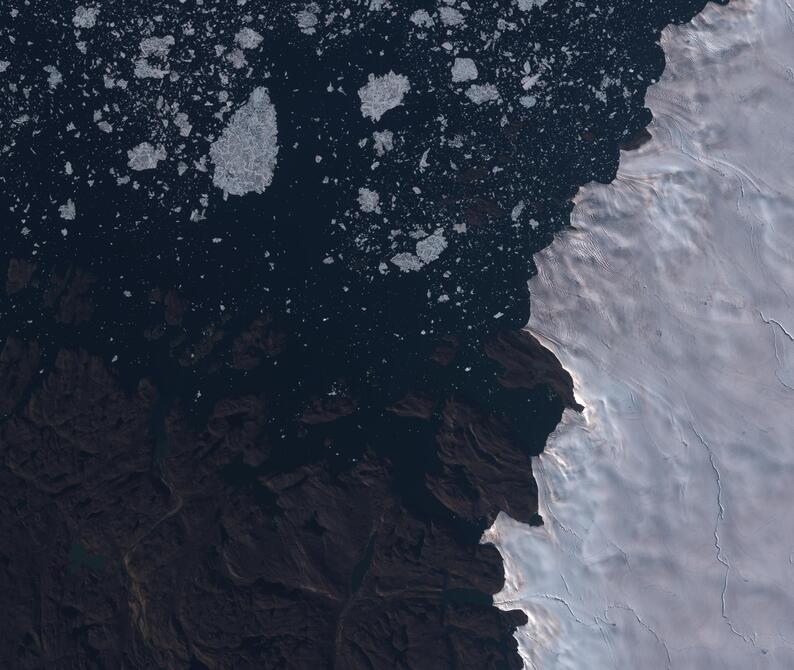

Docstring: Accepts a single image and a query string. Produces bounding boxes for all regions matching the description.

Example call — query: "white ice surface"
[358,72,410,122]
[484,1,794,668]
[210,87,278,197]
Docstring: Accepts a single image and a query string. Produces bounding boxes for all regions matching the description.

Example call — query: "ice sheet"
[485,1,794,667]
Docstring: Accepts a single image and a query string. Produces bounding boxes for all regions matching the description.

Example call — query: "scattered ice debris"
[174,112,192,137]
[521,62,542,90]
[415,229,447,264]
[296,4,320,35]
[390,252,425,273]
[225,49,247,69]
[139,36,175,58]
[357,187,380,213]
[372,130,394,156]
[409,9,434,27]
[210,86,279,196]
[234,27,263,50]
[134,60,168,79]
[358,72,411,122]
[439,6,465,27]
[43,66,62,89]
[72,5,99,29]
[127,142,167,171]
[465,83,500,104]
[134,35,175,79]
[511,200,525,221]
[419,148,431,171]
[59,199,76,220]
[390,229,447,272]
[0,61,10,74]
[451,57,478,83]
[517,0,547,11]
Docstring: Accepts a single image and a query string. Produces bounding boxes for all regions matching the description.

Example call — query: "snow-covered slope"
[485,0,794,667]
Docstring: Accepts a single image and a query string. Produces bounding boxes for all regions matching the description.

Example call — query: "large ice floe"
[210,87,278,197]
[484,0,794,667]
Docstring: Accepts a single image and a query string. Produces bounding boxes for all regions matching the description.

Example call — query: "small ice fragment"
[410,9,434,27]
[391,252,424,272]
[296,4,320,35]
[139,36,175,58]
[511,200,525,221]
[372,130,394,156]
[234,27,263,50]
[174,112,192,137]
[451,57,478,83]
[415,229,447,264]
[439,7,464,27]
[465,83,500,104]
[358,72,411,122]
[517,0,547,10]
[72,5,99,29]
[43,65,62,89]
[127,142,167,171]
[357,188,380,213]
[59,199,76,220]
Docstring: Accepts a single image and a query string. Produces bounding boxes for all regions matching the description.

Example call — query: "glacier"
[485,0,794,667]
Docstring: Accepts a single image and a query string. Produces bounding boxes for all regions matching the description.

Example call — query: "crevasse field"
[485,0,794,667]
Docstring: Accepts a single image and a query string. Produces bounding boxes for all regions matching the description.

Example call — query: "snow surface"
[484,0,794,667]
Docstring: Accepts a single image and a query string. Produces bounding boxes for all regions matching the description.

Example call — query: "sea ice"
[234,27,263,50]
[465,83,500,104]
[59,199,76,220]
[72,5,99,29]
[210,87,279,196]
[358,72,411,122]
[451,57,478,83]
[357,188,380,213]
[127,142,167,171]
